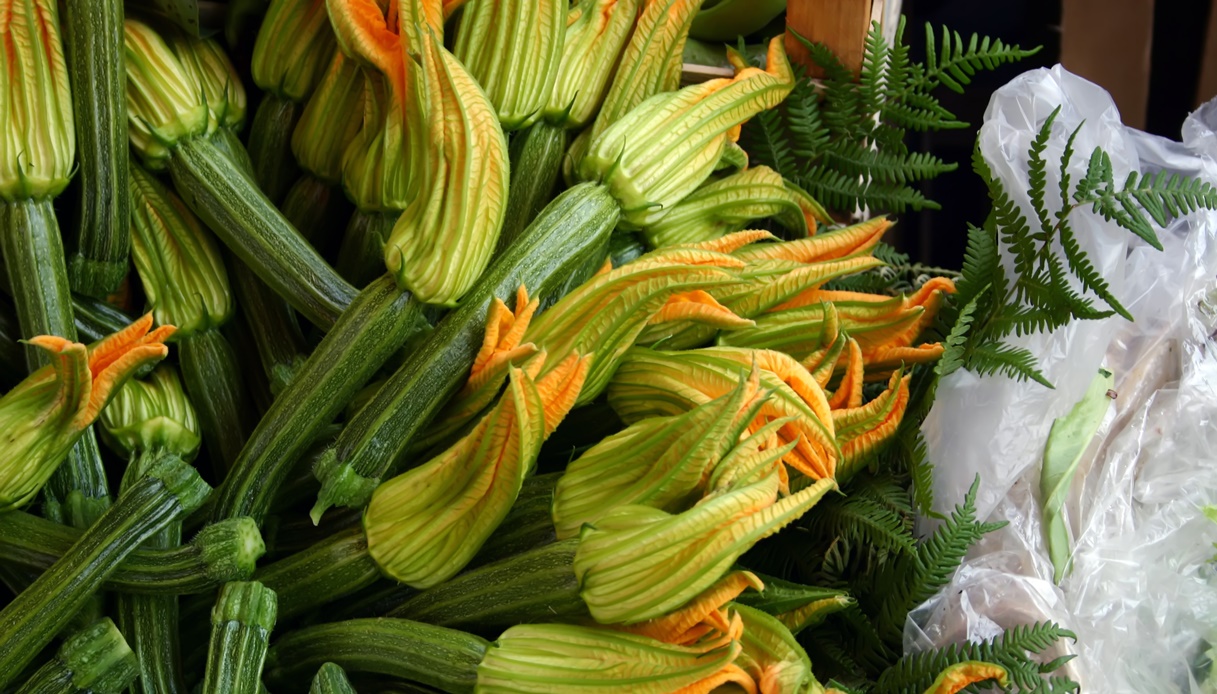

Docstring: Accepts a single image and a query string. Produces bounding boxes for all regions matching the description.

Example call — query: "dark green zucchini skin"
[168,136,357,330]
[500,120,568,244]
[264,619,488,694]
[70,293,133,343]
[0,511,263,595]
[387,540,585,632]
[179,329,253,476]
[62,0,130,299]
[312,183,619,516]
[255,527,381,621]
[466,472,561,569]
[211,274,425,524]
[336,209,397,290]
[201,581,279,694]
[0,199,112,528]
[227,257,309,398]
[310,663,358,694]
[14,618,139,694]
[0,456,208,686]
[247,95,301,205]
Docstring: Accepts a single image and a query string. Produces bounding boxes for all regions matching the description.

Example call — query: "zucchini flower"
[616,569,762,645]
[0,314,175,511]
[722,278,957,374]
[418,249,753,449]
[169,31,247,134]
[831,370,911,481]
[578,37,795,228]
[733,216,892,265]
[642,166,831,248]
[129,164,233,338]
[476,622,752,693]
[573,463,836,624]
[99,365,200,460]
[391,15,509,304]
[453,0,566,130]
[294,50,365,186]
[541,0,642,129]
[608,346,840,480]
[732,603,827,694]
[799,303,848,390]
[552,371,767,539]
[252,0,337,102]
[0,0,75,201]
[340,70,409,212]
[123,20,211,168]
[922,662,1010,694]
[363,354,590,588]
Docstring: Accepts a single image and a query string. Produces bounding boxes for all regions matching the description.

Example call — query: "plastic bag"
[909,65,1217,693]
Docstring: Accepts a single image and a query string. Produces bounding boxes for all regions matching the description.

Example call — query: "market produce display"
[2,0,1217,692]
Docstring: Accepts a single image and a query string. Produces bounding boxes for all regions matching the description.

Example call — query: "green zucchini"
[14,618,138,694]
[0,455,210,685]
[312,183,619,516]
[61,0,130,299]
[210,127,259,181]
[202,581,278,694]
[180,329,253,475]
[168,136,357,330]
[70,293,133,343]
[247,96,302,205]
[255,527,381,621]
[0,198,112,528]
[282,174,351,248]
[500,121,568,244]
[264,619,488,694]
[0,511,263,595]
[228,258,310,397]
[336,210,397,289]
[311,663,358,694]
[212,274,424,524]
[387,540,585,631]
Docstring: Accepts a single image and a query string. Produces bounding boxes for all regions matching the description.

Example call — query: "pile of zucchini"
[0,0,965,692]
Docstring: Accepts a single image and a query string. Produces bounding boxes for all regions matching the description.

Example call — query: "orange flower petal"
[674,663,759,694]
[827,338,863,410]
[647,290,754,329]
[534,352,592,436]
[923,661,1010,694]
[620,570,763,644]
[734,217,890,264]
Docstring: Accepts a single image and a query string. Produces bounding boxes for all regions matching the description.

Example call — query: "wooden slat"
[1060,0,1154,130]
[785,0,875,76]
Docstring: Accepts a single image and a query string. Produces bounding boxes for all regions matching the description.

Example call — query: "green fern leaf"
[969,341,1054,388]
[805,494,918,556]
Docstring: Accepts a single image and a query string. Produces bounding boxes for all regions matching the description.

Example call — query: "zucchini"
[247,96,301,204]
[0,455,210,685]
[202,581,278,694]
[212,274,424,524]
[70,293,133,343]
[500,121,567,244]
[255,527,381,621]
[168,136,357,330]
[61,0,130,299]
[228,259,310,397]
[336,210,397,289]
[313,183,619,515]
[179,329,253,475]
[0,198,111,528]
[0,511,264,595]
[14,618,138,694]
[310,663,357,694]
[264,619,488,694]
[387,540,586,631]
[282,174,351,248]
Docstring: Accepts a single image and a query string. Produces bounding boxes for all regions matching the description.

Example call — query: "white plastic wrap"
[908,65,1217,693]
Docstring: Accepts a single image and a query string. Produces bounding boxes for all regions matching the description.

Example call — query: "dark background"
[899,0,1213,268]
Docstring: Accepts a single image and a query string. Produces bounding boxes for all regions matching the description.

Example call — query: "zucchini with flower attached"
[312,26,796,515]
[60,0,130,298]
[0,0,112,530]
[248,0,338,203]
[123,19,357,329]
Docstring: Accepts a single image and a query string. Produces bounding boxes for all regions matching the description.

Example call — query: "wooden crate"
[681,0,903,83]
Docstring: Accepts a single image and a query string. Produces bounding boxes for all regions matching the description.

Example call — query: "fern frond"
[740,106,800,180]
[805,494,918,557]
[1058,214,1131,320]
[937,284,985,378]
[968,341,1053,388]
[823,140,959,185]
[872,621,1077,694]
[860,23,890,121]
[848,472,916,518]
[920,24,1042,94]
[904,431,937,518]
[1027,106,1060,243]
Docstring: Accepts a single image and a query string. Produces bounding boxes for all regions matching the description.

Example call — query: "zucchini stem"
[201,581,278,694]
[14,618,139,694]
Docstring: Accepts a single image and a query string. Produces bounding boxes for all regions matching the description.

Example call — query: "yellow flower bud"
[123,19,210,168]
[542,0,641,128]
[252,0,338,101]
[0,0,75,200]
[99,365,200,459]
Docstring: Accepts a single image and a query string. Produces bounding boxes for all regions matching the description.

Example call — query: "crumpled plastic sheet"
[907,65,1217,693]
